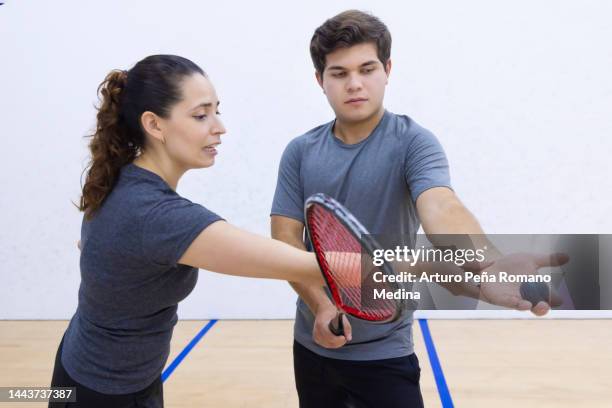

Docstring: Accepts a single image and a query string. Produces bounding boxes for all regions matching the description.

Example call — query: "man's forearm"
[289,281,334,314]
[422,197,503,263]
[419,193,501,298]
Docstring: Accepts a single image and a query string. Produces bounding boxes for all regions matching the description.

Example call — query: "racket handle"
[328,313,345,336]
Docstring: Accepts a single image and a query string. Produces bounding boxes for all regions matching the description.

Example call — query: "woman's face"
[160,73,226,169]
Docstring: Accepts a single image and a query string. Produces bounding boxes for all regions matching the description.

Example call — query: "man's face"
[317,42,391,124]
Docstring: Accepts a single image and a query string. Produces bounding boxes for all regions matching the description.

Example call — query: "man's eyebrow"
[360,60,378,67]
[327,60,379,71]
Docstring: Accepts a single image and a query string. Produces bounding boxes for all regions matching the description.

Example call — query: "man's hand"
[313,303,352,348]
[479,253,568,316]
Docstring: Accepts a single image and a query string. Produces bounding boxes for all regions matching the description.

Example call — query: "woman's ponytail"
[79,70,138,219]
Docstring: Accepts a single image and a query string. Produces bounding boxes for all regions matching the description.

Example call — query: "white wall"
[1,0,610,319]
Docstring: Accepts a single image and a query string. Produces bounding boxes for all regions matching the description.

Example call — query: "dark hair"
[310,10,392,75]
[79,55,205,219]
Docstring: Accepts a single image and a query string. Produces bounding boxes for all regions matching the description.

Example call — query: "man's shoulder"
[385,111,433,142]
[295,120,333,143]
[282,120,333,155]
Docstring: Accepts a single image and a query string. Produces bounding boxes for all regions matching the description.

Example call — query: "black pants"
[294,341,424,408]
[49,337,163,408]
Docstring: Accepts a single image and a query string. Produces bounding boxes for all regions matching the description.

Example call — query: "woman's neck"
[133,153,184,190]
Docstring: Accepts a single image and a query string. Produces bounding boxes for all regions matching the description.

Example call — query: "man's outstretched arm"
[415,187,565,315]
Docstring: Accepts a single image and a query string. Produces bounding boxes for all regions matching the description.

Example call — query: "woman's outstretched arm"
[178,221,324,286]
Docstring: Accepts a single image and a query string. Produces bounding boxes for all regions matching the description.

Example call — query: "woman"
[49,55,323,407]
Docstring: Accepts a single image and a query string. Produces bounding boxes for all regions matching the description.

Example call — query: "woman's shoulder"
[85,164,177,223]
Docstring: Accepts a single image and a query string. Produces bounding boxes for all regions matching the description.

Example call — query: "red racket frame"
[305,193,405,324]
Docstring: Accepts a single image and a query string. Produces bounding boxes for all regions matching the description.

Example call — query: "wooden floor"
[1,320,610,407]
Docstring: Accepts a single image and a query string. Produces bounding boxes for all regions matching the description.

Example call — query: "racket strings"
[308,205,397,321]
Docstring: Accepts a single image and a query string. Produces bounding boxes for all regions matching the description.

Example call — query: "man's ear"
[140,111,165,144]
[384,59,392,84]
[315,70,324,90]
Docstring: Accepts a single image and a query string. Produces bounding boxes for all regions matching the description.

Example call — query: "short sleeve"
[271,139,305,222]
[142,197,223,267]
[404,130,452,202]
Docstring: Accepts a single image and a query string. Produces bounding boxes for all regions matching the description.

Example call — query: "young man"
[271,10,557,407]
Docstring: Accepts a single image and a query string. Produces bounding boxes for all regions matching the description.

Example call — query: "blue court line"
[162,319,218,382]
[418,319,454,408]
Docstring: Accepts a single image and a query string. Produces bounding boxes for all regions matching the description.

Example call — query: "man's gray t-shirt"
[271,110,451,360]
[62,163,222,394]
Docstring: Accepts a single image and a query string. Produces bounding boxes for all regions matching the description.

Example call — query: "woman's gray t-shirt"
[62,163,222,394]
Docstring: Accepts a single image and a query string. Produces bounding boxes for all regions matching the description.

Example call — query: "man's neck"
[333,107,385,145]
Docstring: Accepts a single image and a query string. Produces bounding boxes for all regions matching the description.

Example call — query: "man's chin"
[338,108,378,124]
